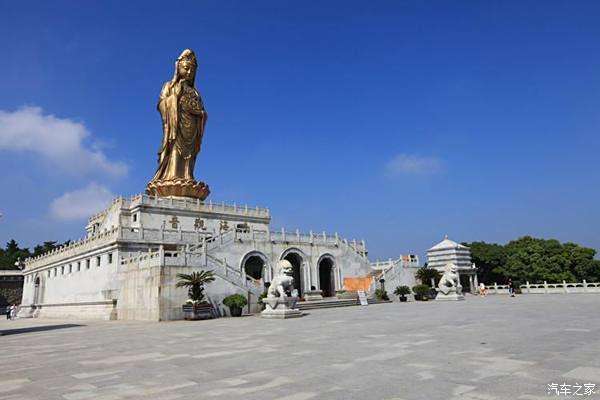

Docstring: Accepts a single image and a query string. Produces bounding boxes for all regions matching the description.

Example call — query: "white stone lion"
[267,260,295,298]
[438,263,460,295]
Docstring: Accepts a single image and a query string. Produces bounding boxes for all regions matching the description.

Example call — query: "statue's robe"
[150,81,207,183]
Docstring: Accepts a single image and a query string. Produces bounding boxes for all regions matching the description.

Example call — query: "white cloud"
[385,153,444,176]
[49,183,115,221]
[0,106,127,177]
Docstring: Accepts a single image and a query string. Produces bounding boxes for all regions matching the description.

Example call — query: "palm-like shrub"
[394,285,411,297]
[176,270,215,304]
[412,284,431,300]
[415,267,441,286]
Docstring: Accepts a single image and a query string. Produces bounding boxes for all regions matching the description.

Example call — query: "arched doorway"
[318,257,335,297]
[243,255,265,280]
[283,251,304,297]
[240,252,267,291]
[33,276,41,305]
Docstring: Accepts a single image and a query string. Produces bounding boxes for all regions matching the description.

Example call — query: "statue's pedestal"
[261,296,303,319]
[435,288,465,301]
[304,290,323,302]
[146,179,210,200]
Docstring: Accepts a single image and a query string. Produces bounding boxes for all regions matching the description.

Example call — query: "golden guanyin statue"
[146,49,210,200]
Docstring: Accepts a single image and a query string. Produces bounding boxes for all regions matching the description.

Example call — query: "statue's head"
[276,259,294,276]
[174,49,197,84]
[445,263,458,274]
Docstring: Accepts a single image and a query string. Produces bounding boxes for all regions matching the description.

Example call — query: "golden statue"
[146,49,210,200]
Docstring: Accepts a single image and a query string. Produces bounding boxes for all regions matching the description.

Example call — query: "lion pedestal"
[260,259,304,319]
[260,296,303,319]
[435,290,465,301]
[435,262,465,301]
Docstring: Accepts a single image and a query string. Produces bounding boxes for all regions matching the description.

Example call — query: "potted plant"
[177,270,215,320]
[374,288,390,301]
[223,293,247,317]
[394,285,411,302]
[412,284,431,301]
[258,291,268,310]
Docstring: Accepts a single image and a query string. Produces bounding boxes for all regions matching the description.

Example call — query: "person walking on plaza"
[9,304,17,320]
[5,305,10,320]
[507,278,515,297]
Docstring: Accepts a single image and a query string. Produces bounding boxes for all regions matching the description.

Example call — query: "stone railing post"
[494,282,498,294]
[583,279,588,293]
[525,281,530,294]
[563,280,568,294]
[159,245,165,266]
[544,281,548,294]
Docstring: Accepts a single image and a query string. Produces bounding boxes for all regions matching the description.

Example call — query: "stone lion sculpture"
[438,263,460,295]
[267,260,295,298]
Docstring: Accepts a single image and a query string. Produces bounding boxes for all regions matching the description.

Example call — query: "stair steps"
[297,298,359,311]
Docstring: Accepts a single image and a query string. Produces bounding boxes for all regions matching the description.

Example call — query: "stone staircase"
[183,249,263,297]
[297,298,360,311]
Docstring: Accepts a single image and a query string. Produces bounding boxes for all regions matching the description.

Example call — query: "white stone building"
[370,255,420,298]
[19,194,371,320]
[426,235,477,292]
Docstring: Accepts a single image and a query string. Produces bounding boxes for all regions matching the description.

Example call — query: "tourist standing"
[507,279,515,297]
[5,305,10,320]
[9,304,17,320]
[479,283,487,297]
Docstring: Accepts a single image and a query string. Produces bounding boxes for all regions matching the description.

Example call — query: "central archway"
[282,251,304,297]
[318,256,335,297]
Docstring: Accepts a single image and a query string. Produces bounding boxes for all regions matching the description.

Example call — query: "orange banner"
[343,276,373,292]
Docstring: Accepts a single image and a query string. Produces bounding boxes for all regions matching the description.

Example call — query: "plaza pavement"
[1,295,599,400]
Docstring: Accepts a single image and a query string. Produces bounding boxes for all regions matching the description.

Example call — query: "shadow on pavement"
[0,324,84,336]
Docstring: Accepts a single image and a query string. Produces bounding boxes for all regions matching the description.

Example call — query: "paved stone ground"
[1,295,600,400]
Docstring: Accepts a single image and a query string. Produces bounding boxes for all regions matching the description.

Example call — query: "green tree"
[176,270,215,304]
[0,239,31,270]
[463,241,507,285]
[415,267,441,286]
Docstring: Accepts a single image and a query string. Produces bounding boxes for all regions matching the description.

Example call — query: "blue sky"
[0,1,599,261]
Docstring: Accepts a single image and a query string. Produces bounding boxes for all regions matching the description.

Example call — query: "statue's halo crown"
[176,49,197,66]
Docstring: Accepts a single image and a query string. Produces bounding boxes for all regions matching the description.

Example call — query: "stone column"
[474,274,479,290]
[469,274,475,293]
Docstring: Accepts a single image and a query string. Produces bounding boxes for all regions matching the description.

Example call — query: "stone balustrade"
[87,194,271,223]
[119,246,259,295]
[136,194,270,218]
[482,281,600,294]
[27,224,366,271]
[24,227,120,270]
[520,281,600,294]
